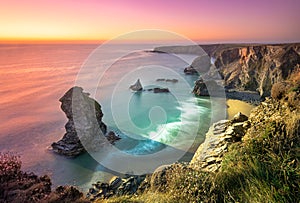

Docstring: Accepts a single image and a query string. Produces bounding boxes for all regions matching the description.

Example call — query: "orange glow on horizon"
[0,0,299,44]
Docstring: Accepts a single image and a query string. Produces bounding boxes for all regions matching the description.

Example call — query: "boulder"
[231,112,248,123]
[184,66,198,75]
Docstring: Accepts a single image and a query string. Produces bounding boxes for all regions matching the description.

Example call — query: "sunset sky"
[1,0,300,43]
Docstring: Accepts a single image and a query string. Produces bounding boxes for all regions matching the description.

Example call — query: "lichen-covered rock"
[190,112,250,172]
[51,86,108,157]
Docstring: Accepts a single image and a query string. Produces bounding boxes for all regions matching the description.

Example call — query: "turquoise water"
[0,44,226,191]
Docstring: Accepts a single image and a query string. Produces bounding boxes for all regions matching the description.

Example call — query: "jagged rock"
[193,78,209,96]
[51,86,108,157]
[193,77,224,97]
[87,175,146,201]
[105,131,121,144]
[184,66,198,75]
[130,79,143,91]
[109,176,122,190]
[231,112,248,123]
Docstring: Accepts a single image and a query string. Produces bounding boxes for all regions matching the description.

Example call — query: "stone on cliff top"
[231,112,248,123]
[51,86,108,157]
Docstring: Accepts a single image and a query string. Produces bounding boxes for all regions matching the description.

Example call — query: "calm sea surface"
[0,44,226,191]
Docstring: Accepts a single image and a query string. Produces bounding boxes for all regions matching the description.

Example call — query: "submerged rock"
[153,87,170,93]
[51,86,108,157]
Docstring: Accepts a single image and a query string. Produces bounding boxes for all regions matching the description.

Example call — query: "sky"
[1,0,300,43]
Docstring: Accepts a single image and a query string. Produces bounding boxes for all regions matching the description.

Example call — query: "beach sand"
[227,99,255,120]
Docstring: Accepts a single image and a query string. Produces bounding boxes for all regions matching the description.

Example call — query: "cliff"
[199,43,300,97]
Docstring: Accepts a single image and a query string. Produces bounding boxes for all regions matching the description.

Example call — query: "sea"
[0,43,227,191]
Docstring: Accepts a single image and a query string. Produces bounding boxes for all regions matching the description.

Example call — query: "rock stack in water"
[51,86,108,157]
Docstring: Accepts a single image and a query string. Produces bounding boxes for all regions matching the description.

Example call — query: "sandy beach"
[227,99,255,119]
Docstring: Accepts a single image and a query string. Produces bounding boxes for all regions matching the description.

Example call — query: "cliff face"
[209,44,300,97]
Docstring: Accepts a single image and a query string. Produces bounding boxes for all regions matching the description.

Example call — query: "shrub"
[271,82,286,100]
[0,152,21,182]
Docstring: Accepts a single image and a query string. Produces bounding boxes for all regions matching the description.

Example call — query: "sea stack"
[51,86,108,157]
[130,79,143,91]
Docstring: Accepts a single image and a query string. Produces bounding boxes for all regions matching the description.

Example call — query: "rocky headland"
[157,43,300,101]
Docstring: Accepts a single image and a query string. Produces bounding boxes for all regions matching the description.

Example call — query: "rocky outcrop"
[51,86,108,157]
[184,66,198,75]
[190,112,250,172]
[87,175,147,201]
[193,77,225,97]
[209,44,300,97]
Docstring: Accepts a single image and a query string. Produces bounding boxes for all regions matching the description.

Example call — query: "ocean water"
[0,44,226,191]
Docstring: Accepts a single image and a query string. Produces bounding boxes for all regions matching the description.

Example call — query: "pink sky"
[0,0,299,42]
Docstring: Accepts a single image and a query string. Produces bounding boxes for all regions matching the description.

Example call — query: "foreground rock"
[190,112,250,172]
[0,153,87,203]
[87,175,147,201]
[51,86,108,157]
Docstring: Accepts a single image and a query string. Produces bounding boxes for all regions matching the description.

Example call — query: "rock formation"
[87,175,147,201]
[192,77,224,97]
[190,112,250,172]
[51,86,108,157]
[184,66,198,75]
[130,79,143,91]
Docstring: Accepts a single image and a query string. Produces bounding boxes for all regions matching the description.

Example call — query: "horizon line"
[1,39,299,45]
